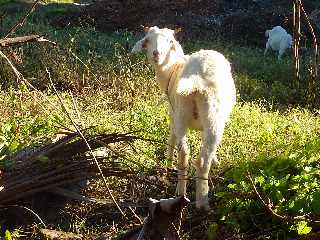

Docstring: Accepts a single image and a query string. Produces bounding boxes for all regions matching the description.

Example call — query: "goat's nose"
[153,50,159,58]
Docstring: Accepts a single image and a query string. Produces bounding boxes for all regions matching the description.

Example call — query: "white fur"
[132,26,236,210]
[264,26,293,60]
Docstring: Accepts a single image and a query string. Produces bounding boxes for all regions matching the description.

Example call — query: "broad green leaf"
[256,175,265,185]
[227,183,237,190]
[297,221,312,235]
[4,230,12,240]
[288,200,295,209]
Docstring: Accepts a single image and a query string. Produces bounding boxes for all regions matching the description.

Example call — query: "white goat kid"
[132,26,236,209]
[264,25,293,60]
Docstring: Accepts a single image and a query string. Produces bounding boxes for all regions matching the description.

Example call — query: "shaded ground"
[48,0,319,46]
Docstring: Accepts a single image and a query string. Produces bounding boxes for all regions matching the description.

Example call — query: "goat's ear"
[131,38,147,53]
[149,198,160,218]
[141,25,150,32]
[159,196,190,214]
[179,196,190,208]
[149,198,159,204]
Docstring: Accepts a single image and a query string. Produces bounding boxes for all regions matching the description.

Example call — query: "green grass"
[1,2,320,239]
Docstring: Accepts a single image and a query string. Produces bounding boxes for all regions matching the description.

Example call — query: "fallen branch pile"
[0,131,139,205]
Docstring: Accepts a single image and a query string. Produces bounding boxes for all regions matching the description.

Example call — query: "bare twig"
[297,0,319,105]
[0,49,24,82]
[298,0,318,76]
[0,35,56,47]
[46,67,127,219]
[128,206,143,224]
[293,0,301,88]
[22,78,66,118]
[4,0,41,38]
[69,91,82,127]
[0,204,46,227]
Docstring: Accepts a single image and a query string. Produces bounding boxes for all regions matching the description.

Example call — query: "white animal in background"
[131,26,236,210]
[264,25,293,60]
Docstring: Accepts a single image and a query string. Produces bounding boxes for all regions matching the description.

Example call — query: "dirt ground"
[49,0,319,46]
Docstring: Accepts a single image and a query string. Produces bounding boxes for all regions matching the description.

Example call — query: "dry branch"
[0,0,56,83]
[0,131,139,204]
[49,187,111,205]
[0,35,56,47]
[46,67,128,219]
[4,0,41,38]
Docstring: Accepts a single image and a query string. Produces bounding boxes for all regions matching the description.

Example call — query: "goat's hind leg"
[195,97,224,210]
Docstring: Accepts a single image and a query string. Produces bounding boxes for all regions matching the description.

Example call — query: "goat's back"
[176,50,235,103]
[268,26,288,37]
[266,26,292,51]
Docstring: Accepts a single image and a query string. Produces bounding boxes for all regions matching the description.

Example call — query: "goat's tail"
[265,29,270,38]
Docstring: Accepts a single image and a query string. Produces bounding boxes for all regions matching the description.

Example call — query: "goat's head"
[131,26,183,66]
[143,195,190,240]
[111,196,189,240]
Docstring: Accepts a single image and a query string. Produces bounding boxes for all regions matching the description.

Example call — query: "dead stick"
[0,49,24,82]
[46,67,127,219]
[0,35,56,47]
[128,206,143,224]
[4,0,41,38]
[0,176,89,204]
[0,204,46,227]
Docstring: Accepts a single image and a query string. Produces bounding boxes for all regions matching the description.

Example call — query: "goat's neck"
[154,54,185,93]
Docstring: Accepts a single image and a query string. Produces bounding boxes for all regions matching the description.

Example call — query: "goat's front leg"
[278,48,285,61]
[166,123,176,167]
[264,41,270,56]
[174,121,189,197]
[196,121,226,210]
